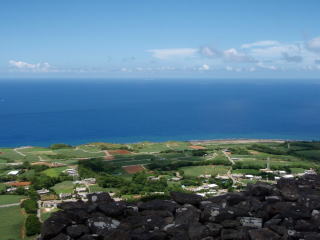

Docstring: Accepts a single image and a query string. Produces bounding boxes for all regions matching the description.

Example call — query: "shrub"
[25,214,41,236]
[21,199,38,214]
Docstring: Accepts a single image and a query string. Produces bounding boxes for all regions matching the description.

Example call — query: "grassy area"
[42,166,68,177]
[52,181,74,194]
[0,205,25,240]
[88,185,118,193]
[290,168,306,174]
[40,208,58,222]
[0,195,25,205]
[180,165,230,177]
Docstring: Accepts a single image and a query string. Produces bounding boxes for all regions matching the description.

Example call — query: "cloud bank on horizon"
[1,1,320,78]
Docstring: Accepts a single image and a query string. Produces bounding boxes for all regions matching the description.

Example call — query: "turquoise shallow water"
[0,79,319,147]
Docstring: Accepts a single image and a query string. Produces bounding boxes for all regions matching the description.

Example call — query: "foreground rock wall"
[40,174,320,240]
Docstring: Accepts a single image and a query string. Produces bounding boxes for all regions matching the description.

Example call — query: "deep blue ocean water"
[0,79,319,147]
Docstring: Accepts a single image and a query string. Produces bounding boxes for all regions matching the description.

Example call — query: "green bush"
[25,214,41,236]
[50,143,73,149]
[21,199,38,214]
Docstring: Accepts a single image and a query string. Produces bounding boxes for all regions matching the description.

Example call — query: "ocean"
[0,79,319,147]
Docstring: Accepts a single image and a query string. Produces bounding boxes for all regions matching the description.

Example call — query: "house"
[282,174,294,179]
[199,174,211,178]
[245,175,254,179]
[148,176,160,181]
[6,187,17,192]
[170,177,181,181]
[75,187,87,193]
[59,193,73,200]
[304,169,316,175]
[64,168,78,176]
[42,201,59,209]
[37,189,50,195]
[83,178,96,184]
[7,170,20,176]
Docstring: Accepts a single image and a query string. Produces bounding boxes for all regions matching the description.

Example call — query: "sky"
[1,0,320,79]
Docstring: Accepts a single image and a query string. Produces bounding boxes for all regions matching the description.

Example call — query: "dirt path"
[14,148,26,157]
[222,150,235,165]
[0,202,20,208]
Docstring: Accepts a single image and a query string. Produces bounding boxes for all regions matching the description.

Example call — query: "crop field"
[0,206,24,240]
[122,165,145,174]
[180,165,230,177]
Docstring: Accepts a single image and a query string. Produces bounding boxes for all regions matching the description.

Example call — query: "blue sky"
[1,0,320,78]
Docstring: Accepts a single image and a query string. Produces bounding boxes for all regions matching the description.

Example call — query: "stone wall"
[39,174,320,240]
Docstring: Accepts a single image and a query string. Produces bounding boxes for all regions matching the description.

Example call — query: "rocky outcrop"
[39,174,320,240]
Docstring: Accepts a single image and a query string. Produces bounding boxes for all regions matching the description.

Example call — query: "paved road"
[0,203,20,208]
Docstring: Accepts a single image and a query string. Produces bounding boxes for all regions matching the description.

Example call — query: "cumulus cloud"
[147,48,198,59]
[199,46,221,58]
[9,60,51,72]
[223,48,256,62]
[306,37,320,53]
[282,52,303,63]
[198,64,210,71]
[241,40,279,49]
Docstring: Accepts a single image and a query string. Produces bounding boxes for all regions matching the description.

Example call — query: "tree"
[25,214,41,236]
[21,199,38,214]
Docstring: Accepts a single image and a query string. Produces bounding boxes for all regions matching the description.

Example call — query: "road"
[0,202,20,208]
[222,150,235,165]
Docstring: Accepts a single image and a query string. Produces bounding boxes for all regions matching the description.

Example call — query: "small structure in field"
[7,170,20,176]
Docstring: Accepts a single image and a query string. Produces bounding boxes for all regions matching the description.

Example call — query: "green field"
[0,206,24,240]
[180,165,230,177]
[0,195,25,205]
[52,181,74,194]
[42,166,68,177]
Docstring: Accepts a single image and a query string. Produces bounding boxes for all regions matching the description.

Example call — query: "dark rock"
[98,201,126,218]
[246,182,275,197]
[87,192,113,203]
[138,199,179,213]
[50,233,72,240]
[221,229,245,240]
[41,213,72,239]
[170,192,202,205]
[78,235,95,240]
[66,224,89,238]
[188,222,210,240]
[86,216,120,234]
[221,219,241,228]
[175,204,200,226]
[205,223,222,236]
[58,201,87,210]
[248,228,281,240]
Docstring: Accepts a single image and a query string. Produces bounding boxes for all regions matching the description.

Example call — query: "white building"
[37,189,50,195]
[7,170,20,176]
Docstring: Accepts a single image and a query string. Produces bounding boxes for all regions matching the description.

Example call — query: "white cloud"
[282,52,303,63]
[306,37,320,53]
[199,46,221,58]
[199,64,210,71]
[9,60,51,72]
[223,48,256,62]
[147,48,198,59]
[241,40,279,49]
[256,62,277,70]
